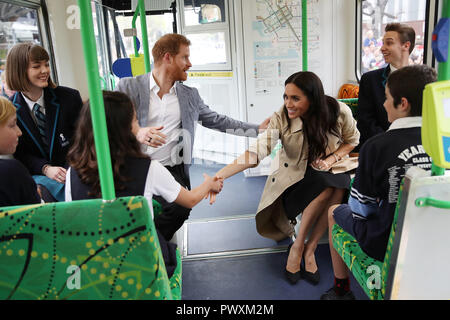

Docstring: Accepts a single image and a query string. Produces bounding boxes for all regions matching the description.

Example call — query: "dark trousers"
[153,163,191,241]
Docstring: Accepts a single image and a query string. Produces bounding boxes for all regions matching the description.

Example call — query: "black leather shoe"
[285,269,302,285]
[320,287,356,300]
[285,243,301,284]
[301,268,320,285]
[300,254,320,285]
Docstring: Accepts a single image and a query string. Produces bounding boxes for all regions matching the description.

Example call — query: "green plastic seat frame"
[332,182,404,300]
[0,196,181,300]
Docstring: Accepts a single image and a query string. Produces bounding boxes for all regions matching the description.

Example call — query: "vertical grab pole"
[302,0,308,71]
[138,0,151,73]
[78,0,116,200]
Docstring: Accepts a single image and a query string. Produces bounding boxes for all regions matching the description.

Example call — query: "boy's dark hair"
[385,23,416,54]
[387,65,437,117]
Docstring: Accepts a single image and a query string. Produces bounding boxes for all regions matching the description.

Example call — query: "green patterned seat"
[0,196,181,300]
[152,199,163,219]
[338,98,358,120]
[332,183,404,300]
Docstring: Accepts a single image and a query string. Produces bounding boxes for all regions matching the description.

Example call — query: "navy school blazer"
[12,86,83,175]
[356,65,391,147]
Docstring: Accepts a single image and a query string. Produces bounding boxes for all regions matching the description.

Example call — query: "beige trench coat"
[249,101,360,241]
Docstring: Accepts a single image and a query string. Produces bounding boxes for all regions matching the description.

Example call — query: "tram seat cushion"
[332,225,383,299]
[152,199,163,219]
[0,196,181,300]
[332,183,403,300]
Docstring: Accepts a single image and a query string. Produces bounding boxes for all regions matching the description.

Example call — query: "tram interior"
[0,0,450,301]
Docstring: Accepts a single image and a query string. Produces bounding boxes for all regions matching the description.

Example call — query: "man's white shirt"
[146,72,183,166]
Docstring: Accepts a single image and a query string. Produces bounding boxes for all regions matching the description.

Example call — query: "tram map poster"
[251,0,321,96]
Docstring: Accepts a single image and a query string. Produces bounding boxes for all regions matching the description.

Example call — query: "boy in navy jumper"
[321,65,437,300]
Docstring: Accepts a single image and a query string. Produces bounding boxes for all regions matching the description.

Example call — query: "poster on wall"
[242,0,327,176]
[251,0,321,96]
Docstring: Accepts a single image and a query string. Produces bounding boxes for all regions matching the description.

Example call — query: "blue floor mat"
[182,244,369,300]
[189,162,266,219]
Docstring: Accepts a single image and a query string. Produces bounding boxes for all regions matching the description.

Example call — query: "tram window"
[183,0,226,26]
[359,0,427,77]
[0,2,41,75]
[181,0,231,70]
[114,12,174,61]
[92,1,110,89]
[186,31,227,66]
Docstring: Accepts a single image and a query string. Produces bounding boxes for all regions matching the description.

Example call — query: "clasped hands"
[203,174,224,205]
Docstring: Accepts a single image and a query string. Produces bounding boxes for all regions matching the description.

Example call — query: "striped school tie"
[32,103,49,150]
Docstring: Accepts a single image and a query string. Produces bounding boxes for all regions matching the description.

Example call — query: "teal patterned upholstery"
[332,182,404,300]
[0,196,181,300]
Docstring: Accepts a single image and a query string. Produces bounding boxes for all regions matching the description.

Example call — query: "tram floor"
[181,245,368,300]
[183,161,369,300]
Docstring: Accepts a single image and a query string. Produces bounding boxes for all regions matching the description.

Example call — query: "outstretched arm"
[215,151,259,180]
[206,151,259,204]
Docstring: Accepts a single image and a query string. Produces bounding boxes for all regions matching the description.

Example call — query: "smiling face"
[27,60,50,90]
[284,83,310,119]
[381,31,410,67]
[0,114,22,155]
[169,44,192,82]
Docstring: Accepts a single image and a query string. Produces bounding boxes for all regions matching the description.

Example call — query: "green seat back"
[338,98,358,120]
[0,196,180,300]
[150,199,182,299]
[332,182,404,300]
[152,199,163,219]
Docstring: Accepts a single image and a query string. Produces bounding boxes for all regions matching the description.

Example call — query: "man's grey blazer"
[116,73,259,177]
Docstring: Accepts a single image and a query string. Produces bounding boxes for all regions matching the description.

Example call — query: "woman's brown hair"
[67,91,147,198]
[6,43,56,92]
[284,71,340,163]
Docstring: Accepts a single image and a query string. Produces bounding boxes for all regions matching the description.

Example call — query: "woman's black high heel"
[300,253,320,285]
[285,243,302,284]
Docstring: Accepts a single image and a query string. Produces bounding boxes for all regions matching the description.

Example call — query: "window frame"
[355,0,435,82]
[0,0,57,83]
[179,0,232,71]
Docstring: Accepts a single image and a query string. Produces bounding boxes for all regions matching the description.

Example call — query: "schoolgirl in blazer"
[12,86,82,175]
[6,43,82,191]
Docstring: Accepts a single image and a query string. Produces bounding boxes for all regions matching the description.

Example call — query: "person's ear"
[399,97,411,115]
[403,41,411,53]
[163,52,172,64]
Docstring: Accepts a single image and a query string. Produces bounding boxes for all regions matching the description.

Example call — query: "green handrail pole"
[302,0,308,71]
[138,0,151,73]
[132,9,140,57]
[78,0,116,200]
[431,0,450,176]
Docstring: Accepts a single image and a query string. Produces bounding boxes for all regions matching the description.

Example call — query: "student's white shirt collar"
[389,64,398,73]
[149,72,177,95]
[387,117,422,131]
[21,92,45,113]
